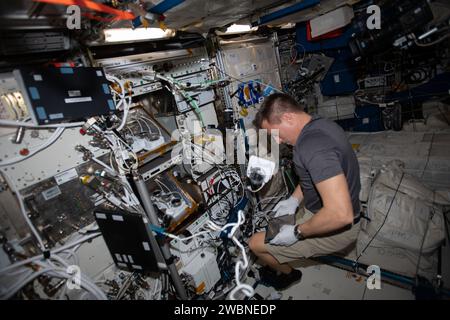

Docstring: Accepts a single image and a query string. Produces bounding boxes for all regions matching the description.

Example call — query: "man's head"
[253,93,307,145]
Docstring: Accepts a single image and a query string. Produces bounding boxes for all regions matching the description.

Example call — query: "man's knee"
[248,232,266,254]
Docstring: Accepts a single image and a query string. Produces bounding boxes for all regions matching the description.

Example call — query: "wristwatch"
[293,224,305,241]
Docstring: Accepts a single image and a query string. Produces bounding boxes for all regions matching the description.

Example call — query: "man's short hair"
[253,93,304,129]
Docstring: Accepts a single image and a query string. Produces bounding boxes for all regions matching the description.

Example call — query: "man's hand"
[273,196,300,218]
[269,224,297,246]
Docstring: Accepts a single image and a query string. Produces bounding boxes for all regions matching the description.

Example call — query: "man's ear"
[281,112,295,124]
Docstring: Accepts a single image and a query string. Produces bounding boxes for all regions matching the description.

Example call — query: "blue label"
[28,87,40,100]
[49,113,64,120]
[60,67,74,74]
[36,107,47,120]
[102,83,110,95]
[107,99,115,110]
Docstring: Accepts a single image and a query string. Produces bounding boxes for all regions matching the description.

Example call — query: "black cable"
[444,210,450,248]
[414,206,434,286]
[436,105,450,126]
[421,133,434,179]
[361,283,368,300]
[356,172,405,263]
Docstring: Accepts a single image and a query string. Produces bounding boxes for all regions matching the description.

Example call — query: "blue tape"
[149,224,166,235]
[253,0,320,26]
[107,99,115,110]
[35,107,47,120]
[60,67,74,74]
[102,83,110,95]
[263,84,275,96]
[132,16,143,28]
[28,87,40,100]
[248,82,261,102]
[149,0,185,14]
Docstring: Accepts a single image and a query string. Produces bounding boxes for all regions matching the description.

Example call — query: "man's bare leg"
[248,232,292,274]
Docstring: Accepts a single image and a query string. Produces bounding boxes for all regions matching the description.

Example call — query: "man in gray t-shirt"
[293,113,361,217]
[248,93,361,290]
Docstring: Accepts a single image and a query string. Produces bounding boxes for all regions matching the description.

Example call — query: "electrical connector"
[82,117,98,132]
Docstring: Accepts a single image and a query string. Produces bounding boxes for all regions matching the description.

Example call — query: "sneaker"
[258,267,302,290]
[273,269,302,290]
[258,266,279,287]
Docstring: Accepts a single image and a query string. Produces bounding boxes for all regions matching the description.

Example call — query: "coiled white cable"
[163,210,254,300]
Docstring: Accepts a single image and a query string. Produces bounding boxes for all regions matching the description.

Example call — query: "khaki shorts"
[265,207,360,264]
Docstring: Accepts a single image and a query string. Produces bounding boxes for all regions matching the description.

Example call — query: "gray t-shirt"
[293,115,361,216]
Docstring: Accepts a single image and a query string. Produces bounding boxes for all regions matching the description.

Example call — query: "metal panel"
[218,37,282,124]
[0,127,108,190]
[160,0,279,32]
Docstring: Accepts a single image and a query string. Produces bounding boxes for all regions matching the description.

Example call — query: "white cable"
[43,256,107,299]
[0,127,64,167]
[210,211,254,300]
[104,132,138,172]
[164,227,214,242]
[191,143,221,165]
[105,75,125,99]
[0,232,106,300]
[105,74,130,132]
[0,119,85,128]
[217,169,245,201]
[228,239,254,300]
[0,232,100,275]
[62,249,79,266]
[116,95,131,131]
[91,157,118,177]
[413,30,450,47]
[141,116,163,137]
[1,256,107,300]
[209,212,253,299]
[1,267,52,300]
[152,277,161,300]
[247,182,266,193]
[162,210,254,299]
[156,74,206,127]
[0,171,46,251]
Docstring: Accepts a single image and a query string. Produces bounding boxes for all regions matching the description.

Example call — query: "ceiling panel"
[0,0,360,33]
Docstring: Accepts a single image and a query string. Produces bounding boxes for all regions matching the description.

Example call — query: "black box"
[94,209,160,273]
[14,67,115,125]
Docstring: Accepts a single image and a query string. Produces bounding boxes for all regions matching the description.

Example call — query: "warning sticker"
[41,185,62,201]
[64,97,92,104]
[55,168,78,185]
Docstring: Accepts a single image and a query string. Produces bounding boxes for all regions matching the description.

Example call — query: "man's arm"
[296,173,354,238]
[291,184,304,202]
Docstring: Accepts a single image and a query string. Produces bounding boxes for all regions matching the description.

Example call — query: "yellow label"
[196,282,206,294]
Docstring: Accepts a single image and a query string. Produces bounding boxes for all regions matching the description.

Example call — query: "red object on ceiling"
[306,21,344,42]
